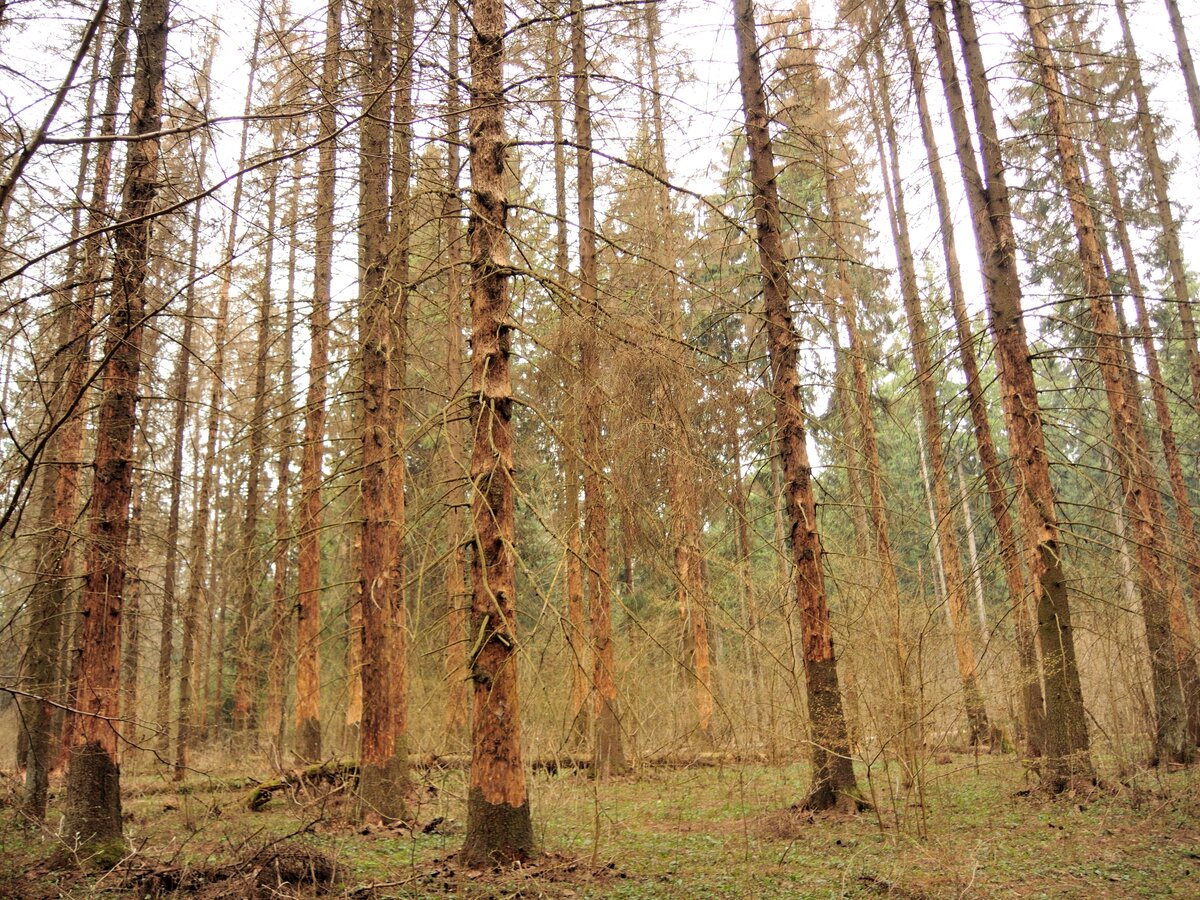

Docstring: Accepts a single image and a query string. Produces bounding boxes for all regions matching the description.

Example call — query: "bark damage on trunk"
[460,0,535,865]
[733,0,862,812]
[62,0,167,856]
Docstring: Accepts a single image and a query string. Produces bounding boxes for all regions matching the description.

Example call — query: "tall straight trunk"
[442,0,470,749]
[295,0,341,763]
[1113,0,1200,413]
[896,0,1043,757]
[571,0,625,775]
[120,401,151,756]
[869,46,990,746]
[459,0,535,862]
[44,0,135,790]
[1072,20,1200,710]
[266,149,301,755]
[20,1,130,817]
[733,0,860,810]
[547,12,589,748]
[175,19,262,772]
[825,156,914,757]
[643,0,710,745]
[232,136,281,734]
[1163,0,1200,144]
[356,0,404,822]
[1020,0,1190,765]
[927,0,1093,789]
[16,0,104,778]
[957,461,989,643]
[61,0,167,852]
[385,0,415,757]
[157,51,212,765]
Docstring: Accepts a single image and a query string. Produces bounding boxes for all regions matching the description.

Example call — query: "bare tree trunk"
[825,151,914,760]
[356,0,405,823]
[1113,0,1200,413]
[896,0,1043,757]
[120,401,151,758]
[266,149,302,758]
[232,117,282,734]
[442,0,469,751]
[571,0,626,776]
[546,11,589,749]
[36,0,134,802]
[62,0,167,852]
[642,0,711,747]
[927,0,1093,789]
[175,17,262,772]
[459,0,535,862]
[1071,19,1200,742]
[386,0,415,762]
[869,45,990,746]
[733,0,861,811]
[1021,0,1190,765]
[295,0,341,764]
[157,48,213,768]
[1164,0,1200,144]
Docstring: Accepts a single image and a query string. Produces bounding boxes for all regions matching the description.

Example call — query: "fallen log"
[245,750,774,811]
[246,761,360,811]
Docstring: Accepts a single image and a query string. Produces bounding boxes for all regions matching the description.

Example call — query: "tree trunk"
[387,0,415,759]
[869,44,990,746]
[571,0,626,776]
[356,0,405,823]
[231,107,281,734]
[641,0,711,746]
[62,0,167,853]
[442,0,470,751]
[1164,0,1200,144]
[733,0,860,811]
[927,0,1093,789]
[1113,0,1200,413]
[34,0,134,803]
[460,0,535,862]
[1020,0,1190,765]
[157,47,213,767]
[1070,18,1200,742]
[266,148,302,758]
[896,0,1043,757]
[295,0,341,764]
[175,16,262,773]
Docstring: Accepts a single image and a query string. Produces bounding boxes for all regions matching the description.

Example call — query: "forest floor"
[1,751,1198,898]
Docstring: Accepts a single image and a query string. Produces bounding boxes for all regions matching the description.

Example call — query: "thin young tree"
[571,0,626,775]
[294,0,342,763]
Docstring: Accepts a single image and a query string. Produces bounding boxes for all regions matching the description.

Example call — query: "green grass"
[2,753,1198,897]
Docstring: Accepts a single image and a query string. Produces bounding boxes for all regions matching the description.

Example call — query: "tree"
[294,0,342,764]
[733,0,862,811]
[926,0,1094,789]
[894,0,1043,756]
[61,0,167,853]
[459,0,535,862]
[1020,0,1190,765]
[356,0,405,822]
